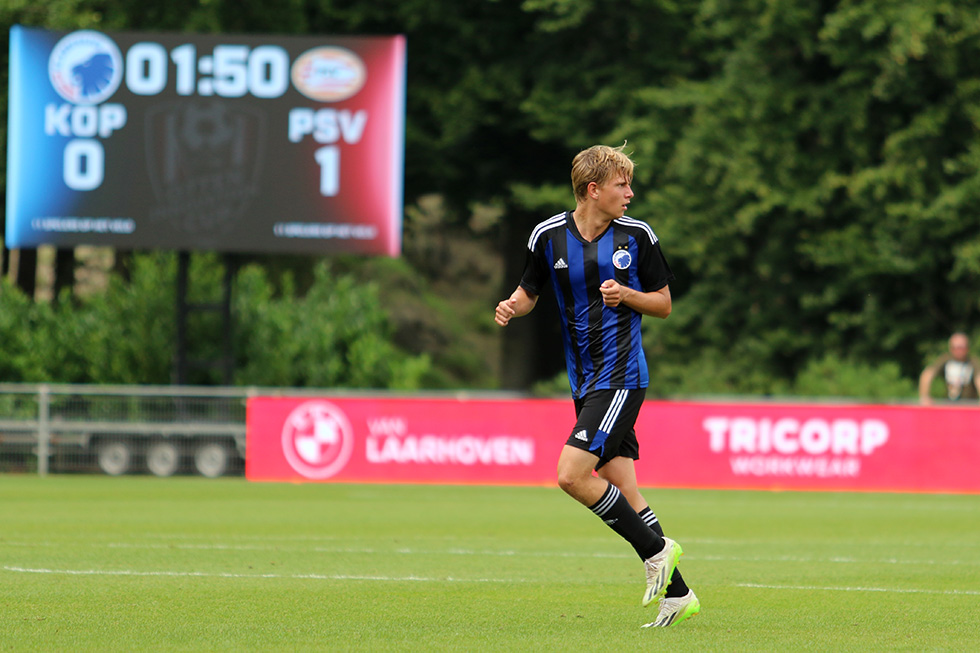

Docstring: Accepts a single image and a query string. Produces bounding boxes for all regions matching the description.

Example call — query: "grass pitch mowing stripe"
[1,475,978,651]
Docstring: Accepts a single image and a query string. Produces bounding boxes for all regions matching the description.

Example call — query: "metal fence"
[0,383,249,477]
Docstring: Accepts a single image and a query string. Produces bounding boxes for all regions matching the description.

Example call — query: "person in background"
[918,332,980,405]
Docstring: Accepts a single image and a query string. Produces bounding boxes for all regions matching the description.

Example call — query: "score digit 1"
[315,145,339,197]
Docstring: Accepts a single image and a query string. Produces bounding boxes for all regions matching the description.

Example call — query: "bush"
[232,261,431,389]
[0,254,430,389]
[790,354,916,401]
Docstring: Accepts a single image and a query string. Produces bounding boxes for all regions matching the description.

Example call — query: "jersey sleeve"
[519,238,551,296]
[638,237,674,292]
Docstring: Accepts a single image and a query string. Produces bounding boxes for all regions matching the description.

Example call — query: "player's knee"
[556,472,573,495]
[556,467,585,496]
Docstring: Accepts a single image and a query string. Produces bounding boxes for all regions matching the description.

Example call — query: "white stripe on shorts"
[598,389,629,434]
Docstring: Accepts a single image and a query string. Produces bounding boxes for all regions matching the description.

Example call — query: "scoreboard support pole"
[173,251,237,385]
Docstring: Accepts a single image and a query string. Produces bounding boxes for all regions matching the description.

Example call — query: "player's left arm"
[599,281,671,318]
[600,228,674,318]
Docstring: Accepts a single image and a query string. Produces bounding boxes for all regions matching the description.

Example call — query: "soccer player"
[494,144,699,628]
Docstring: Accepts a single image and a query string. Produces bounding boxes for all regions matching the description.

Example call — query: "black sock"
[588,483,664,560]
[638,507,690,598]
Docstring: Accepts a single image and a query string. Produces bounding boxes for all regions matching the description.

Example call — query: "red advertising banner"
[646,401,980,493]
[246,396,567,486]
[246,396,980,493]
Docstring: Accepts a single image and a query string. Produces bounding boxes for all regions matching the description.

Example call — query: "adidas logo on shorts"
[574,430,588,441]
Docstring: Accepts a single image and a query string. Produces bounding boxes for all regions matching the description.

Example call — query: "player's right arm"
[495,286,538,326]
[499,217,552,326]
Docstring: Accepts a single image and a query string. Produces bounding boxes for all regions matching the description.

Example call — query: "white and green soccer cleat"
[641,537,683,607]
[641,589,701,628]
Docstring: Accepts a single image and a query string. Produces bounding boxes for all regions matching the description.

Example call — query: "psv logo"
[281,401,354,479]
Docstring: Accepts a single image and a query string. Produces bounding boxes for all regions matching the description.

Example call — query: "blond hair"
[570,144,635,203]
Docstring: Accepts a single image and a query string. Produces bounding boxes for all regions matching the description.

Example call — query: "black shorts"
[565,388,646,470]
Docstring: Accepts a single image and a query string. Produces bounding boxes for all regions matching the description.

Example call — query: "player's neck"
[571,205,614,242]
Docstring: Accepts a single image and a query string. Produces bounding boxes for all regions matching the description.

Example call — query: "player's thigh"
[557,444,600,482]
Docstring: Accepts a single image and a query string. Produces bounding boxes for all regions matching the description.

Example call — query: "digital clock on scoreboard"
[6,26,406,256]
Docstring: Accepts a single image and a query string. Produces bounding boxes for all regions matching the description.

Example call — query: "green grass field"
[1,476,978,651]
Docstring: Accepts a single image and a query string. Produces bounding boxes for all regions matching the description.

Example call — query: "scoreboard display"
[5,26,406,256]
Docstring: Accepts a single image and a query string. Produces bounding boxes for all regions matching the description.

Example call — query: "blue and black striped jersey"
[520,211,674,399]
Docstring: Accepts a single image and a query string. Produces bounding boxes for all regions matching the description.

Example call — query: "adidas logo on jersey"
[574,430,588,441]
[554,258,568,270]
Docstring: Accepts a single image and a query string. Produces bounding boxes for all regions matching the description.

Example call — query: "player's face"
[595,174,633,219]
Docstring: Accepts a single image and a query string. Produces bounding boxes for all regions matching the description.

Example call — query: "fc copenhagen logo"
[612,249,632,270]
[291,46,367,102]
[48,30,123,105]
[281,401,355,479]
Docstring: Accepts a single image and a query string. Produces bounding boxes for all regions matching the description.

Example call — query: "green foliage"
[0,254,431,389]
[75,252,176,384]
[0,254,173,383]
[508,0,980,396]
[233,261,431,389]
[6,1,980,397]
[0,278,62,382]
[791,353,916,400]
[0,264,171,384]
[528,371,570,398]
[650,348,790,399]
[325,195,507,389]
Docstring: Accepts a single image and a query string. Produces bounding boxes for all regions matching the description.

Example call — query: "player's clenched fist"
[495,297,518,326]
[494,287,537,327]
[600,279,625,307]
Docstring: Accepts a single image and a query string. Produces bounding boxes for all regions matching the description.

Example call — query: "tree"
[4,1,980,397]
[639,0,980,393]
[506,0,980,396]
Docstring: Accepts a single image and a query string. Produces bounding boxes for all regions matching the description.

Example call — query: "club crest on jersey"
[612,249,632,270]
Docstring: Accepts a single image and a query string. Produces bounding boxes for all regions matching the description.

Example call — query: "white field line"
[4,566,975,597]
[5,534,974,548]
[2,540,979,567]
[2,566,521,583]
[1,541,628,559]
[696,553,980,566]
[738,582,980,596]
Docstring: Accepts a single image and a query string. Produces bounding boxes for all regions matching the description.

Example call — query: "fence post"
[38,384,50,477]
